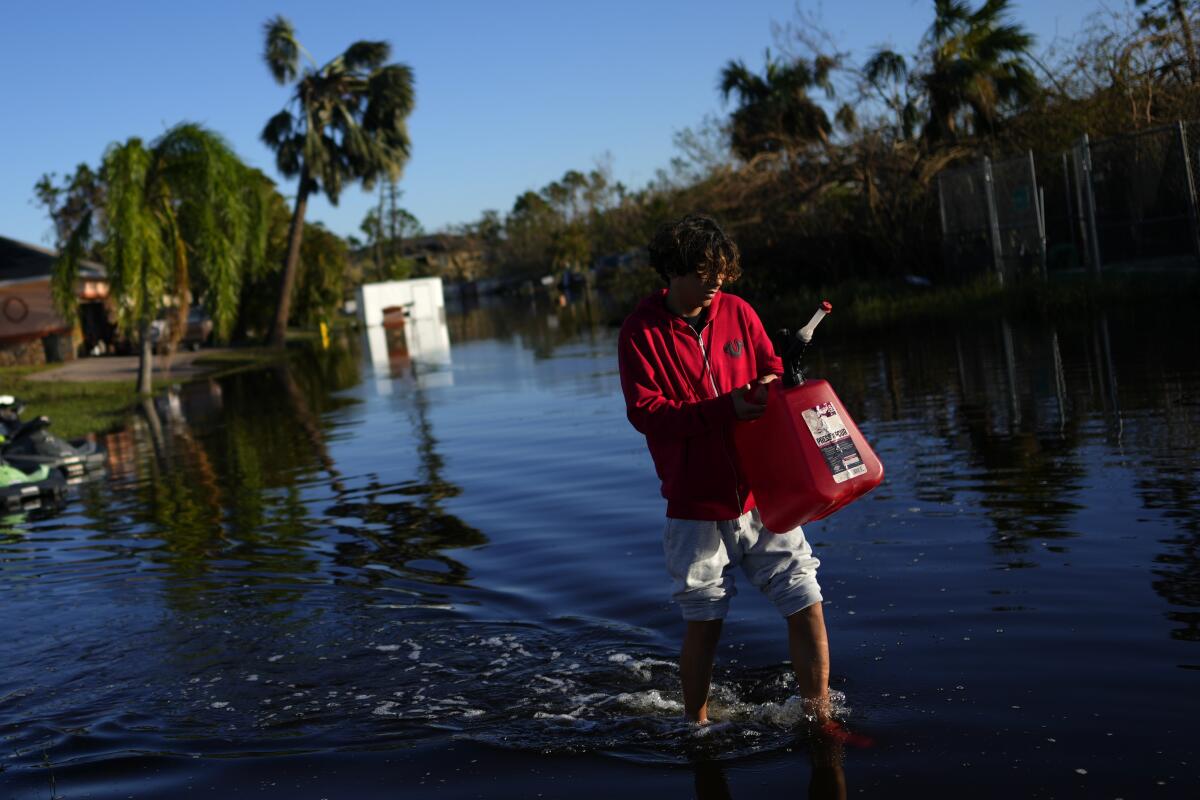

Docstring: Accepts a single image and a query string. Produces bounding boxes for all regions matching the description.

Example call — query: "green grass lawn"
[0,365,142,440]
[1,349,284,440]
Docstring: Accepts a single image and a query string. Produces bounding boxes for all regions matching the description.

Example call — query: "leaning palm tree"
[260,15,415,347]
[719,51,836,160]
[54,124,269,394]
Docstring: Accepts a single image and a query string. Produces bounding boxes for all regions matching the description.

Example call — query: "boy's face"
[668,268,724,313]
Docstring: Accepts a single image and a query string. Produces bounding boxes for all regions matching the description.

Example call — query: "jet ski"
[0,397,107,481]
[0,456,67,512]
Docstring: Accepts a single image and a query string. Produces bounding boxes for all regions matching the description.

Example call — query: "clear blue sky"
[2,0,1101,248]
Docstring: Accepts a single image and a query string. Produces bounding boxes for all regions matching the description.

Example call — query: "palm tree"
[260,15,415,347]
[865,0,1036,142]
[719,51,836,160]
[922,0,1037,141]
[54,124,269,394]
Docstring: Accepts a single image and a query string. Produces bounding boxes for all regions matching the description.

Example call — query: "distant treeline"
[34,0,1200,350]
[446,0,1200,302]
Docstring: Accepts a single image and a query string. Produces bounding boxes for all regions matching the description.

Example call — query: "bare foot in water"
[800,694,873,748]
[816,720,874,749]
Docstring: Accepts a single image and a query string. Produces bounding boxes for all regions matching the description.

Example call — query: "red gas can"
[734,377,884,531]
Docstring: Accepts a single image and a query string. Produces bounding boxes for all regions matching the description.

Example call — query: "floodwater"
[2,292,1198,798]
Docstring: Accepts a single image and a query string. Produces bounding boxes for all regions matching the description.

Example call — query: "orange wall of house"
[0,278,69,343]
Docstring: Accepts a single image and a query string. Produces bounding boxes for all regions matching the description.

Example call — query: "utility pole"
[387,179,402,277]
[373,183,385,282]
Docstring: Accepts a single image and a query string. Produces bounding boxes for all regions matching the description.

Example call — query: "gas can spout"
[798,301,833,343]
[780,301,832,388]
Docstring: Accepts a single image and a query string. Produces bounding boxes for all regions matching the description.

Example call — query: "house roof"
[0,235,107,287]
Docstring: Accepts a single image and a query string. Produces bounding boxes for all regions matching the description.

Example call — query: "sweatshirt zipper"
[692,327,720,398]
[687,321,742,514]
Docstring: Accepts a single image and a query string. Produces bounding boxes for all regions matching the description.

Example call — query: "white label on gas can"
[801,402,867,484]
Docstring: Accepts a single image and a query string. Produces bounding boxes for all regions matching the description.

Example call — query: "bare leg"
[787,602,831,723]
[680,619,723,722]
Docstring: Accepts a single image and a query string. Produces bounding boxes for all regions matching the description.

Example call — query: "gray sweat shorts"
[662,508,823,621]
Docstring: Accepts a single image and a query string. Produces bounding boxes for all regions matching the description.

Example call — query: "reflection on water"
[1,295,1198,797]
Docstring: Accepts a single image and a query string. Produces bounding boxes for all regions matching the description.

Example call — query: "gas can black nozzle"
[778,301,832,388]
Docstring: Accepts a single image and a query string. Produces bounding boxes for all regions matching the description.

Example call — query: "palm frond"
[364,65,416,128]
[971,0,1011,27]
[932,0,972,41]
[719,60,758,102]
[343,40,391,72]
[261,110,296,148]
[264,15,300,85]
[100,138,167,331]
[274,136,304,176]
[866,49,908,85]
[984,23,1034,55]
[51,210,92,322]
[242,172,274,282]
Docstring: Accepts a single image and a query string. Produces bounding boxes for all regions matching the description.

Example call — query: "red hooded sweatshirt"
[618,288,782,520]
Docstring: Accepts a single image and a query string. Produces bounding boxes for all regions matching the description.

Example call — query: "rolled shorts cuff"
[677,595,732,622]
[775,582,824,618]
[663,511,822,622]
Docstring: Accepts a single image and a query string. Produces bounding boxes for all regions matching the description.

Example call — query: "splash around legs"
[787,602,831,724]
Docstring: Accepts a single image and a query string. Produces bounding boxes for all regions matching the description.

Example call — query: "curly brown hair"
[647,214,742,286]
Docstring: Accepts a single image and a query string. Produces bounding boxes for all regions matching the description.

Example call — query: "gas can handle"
[797,301,832,343]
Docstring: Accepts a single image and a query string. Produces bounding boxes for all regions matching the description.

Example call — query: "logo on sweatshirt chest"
[723,339,744,358]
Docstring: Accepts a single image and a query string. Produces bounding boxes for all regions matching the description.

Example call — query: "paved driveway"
[25,349,235,383]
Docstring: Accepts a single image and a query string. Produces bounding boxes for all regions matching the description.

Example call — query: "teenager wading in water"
[618,214,832,727]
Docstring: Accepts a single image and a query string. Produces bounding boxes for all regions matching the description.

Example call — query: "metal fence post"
[1028,150,1047,278]
[982,156,1005,284]
[936,172,953,278]
[1079,134,1103,275]
[1038,185,1047,278]
[1176,120,1200,265]
[1070,148,1089,268]
[1062,151,1078,269]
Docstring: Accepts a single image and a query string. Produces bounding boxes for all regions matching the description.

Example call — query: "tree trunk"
[268,176,310,348]
[137,321,154,396]
[1172,0,1199,84]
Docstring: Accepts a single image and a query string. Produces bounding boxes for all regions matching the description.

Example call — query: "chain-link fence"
[938,153,1045,282]
[938,121,1200,278]
[937,161,996,279]
[1089,123,1200,267]
[991,152,1046,279]
[1038,150,1086,272]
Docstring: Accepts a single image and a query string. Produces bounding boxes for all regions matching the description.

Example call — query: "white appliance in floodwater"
[357,277,453,390]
